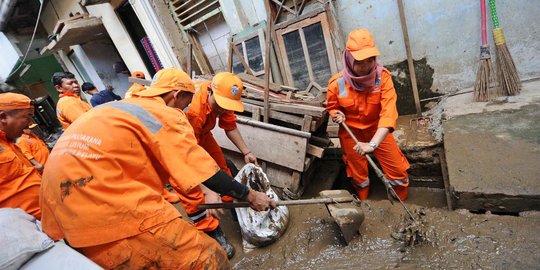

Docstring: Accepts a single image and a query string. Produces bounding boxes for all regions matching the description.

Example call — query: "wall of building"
[334,0,540,94]
[194,14,230,72]
[41,0,85,34]
[81,39,132,97]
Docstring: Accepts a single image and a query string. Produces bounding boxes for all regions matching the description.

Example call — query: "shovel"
[199,189,365,244]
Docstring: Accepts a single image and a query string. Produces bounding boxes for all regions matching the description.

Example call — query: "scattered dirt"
[222,197,540,269]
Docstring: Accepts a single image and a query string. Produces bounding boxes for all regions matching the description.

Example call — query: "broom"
[488,0,521,96]
[474,0,499,102]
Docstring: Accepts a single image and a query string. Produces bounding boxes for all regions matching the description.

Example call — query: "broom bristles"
[493,28,521,96]
[495,43,521,96]
[474,45,500,102]
[474,58,499,102]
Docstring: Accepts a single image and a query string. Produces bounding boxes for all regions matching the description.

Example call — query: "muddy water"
[224,200,540,269]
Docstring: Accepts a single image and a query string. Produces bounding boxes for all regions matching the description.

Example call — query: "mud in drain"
[391,208,433,248]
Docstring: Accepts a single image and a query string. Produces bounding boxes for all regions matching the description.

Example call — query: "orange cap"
[346,29,380,61]
[211,72,244,112]
[135,67,195,97]
[0,92,32,111]
[131,71,145,79]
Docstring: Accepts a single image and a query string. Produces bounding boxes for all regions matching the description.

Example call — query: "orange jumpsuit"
[16,132,50,166]
[0,130,42,219]
[124,83,146,99]
[175,81,238,232]
[326,70,410,198]
[56,93,92,129]
[40,97,229,269]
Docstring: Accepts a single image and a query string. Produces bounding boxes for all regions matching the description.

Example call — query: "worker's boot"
[392,185,408,201]
[355,186,370,200]
[206,226,235,259]
[162,188,180,204]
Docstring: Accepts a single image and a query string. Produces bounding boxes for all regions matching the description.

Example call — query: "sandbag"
[234,164,289,250]
[0,208,54,270]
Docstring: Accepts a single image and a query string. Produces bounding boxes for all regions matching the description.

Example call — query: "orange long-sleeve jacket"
[186,81,238,142]
[56,93,92,129]
[40,97,220,247]
[0,130,42,219]
[16,132,49,165]
[326,69,399,132]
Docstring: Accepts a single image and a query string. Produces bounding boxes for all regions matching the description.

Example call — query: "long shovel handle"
[198,196,356,210]
[340,122,418,222]
[340,123,386,180]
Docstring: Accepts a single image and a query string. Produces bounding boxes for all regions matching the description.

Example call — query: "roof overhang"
[41,16,107,54]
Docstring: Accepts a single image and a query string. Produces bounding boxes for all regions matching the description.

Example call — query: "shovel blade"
[319,190,365,245]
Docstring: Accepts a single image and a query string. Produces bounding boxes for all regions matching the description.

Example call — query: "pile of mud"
[224,200,540,269]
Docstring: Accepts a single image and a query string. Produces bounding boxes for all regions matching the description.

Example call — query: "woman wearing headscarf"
[326,29,410,201]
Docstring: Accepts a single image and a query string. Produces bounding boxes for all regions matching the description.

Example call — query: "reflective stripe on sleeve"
[99,102,163,134]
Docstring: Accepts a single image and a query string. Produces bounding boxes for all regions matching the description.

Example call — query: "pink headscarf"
[342,50,383,92]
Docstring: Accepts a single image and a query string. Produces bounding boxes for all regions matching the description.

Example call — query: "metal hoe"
[341,122,417,222]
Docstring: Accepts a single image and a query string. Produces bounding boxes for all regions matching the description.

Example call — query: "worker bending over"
[40,67,275,269]
[53,72,92,129]
[176,72,255,258]
[0,93,42,219]
[326,29,410,201]
[16,123,50,173]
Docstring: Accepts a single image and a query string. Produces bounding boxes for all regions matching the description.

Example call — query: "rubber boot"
[355,186,370,200]
[162,188,180,204]
[392,185,408,201]
[206,226,235,259]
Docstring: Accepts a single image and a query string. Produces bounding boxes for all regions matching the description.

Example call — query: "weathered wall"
[81,39,132,97]
[334,0,540,95]
[41,0,85,34]
[194,14,230,72]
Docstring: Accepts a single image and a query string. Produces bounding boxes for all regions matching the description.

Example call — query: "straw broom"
[488,0,521,96]
[474,0,499,102]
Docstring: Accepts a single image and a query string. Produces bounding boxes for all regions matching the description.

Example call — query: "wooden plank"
[237,73,281,92]
[243,98,326,118]
[183,7,221,30]
[274,7,324,30]
[243,102,305,126]
[189,32,213,74]
[306,144,325,158]
[302,115,312,132]
[179,0,218,23]
[232,43,253,75]
[227,41,233,72]
[212,119,309,171]
[298,28,315,85]
[263,0,273,123]
[251,106,261,121]
[178,0,211,17]
[271,0,297,15]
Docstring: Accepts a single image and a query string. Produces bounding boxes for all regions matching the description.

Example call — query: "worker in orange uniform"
[178,72,256,258]
[124,71,147,99]
[0,93,42,219]
[326,29,410,201]
[52,72,92,129]
[40,67,275,269]
[16,123,50,173]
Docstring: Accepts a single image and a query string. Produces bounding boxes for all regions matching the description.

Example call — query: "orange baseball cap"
[346,29,380,61]
[135,67,195,97]
[0,92,32,110]
[211,72,244,112]
[131,71,145,79]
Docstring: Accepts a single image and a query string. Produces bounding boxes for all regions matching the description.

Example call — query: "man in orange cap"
[177,72,255,258]
[124,71,147,99]
[326,29,410,201]
[40,67,275,269]
[52,72,92,129]
[0,92,42,219]
[16,123,50,173]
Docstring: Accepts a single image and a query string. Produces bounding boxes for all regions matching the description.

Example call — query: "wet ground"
[219,165,540,269]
